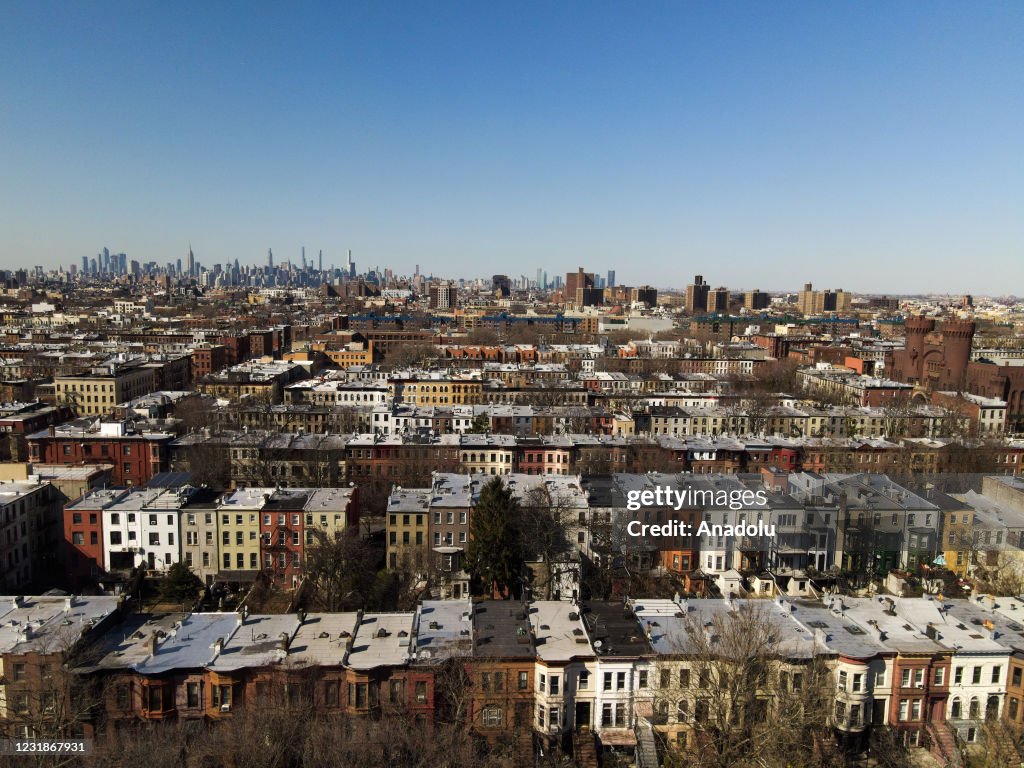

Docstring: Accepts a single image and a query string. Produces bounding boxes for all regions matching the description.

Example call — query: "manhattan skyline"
[1,2,1022,293]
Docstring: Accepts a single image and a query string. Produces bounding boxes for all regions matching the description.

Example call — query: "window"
[549,675,559,695]
[839,671,848,691]
[549,706,560,728]
[638,670,648,689]
[1014,668,1022,688]
[951,698,962,719]
[415,681,427,704]
[518,671,529,690]
[110,531,122,545]
[578,671,589,690]
[349,683,368,708]
[852,673,863,692]
[539,673,546,693]
[186,682,201,708]
[482,705,502,727]
[617,671,626,690]
[955,667,964,684]
[324,681,340,707]
[72,532,84,545]
[973,667,982,685]
[660,669,670,688]
[914,669,924,687]
[680,668,690,688]
[1010,698,1019,721]
[603,672,612,691]
[993,667,1001,684]
[116,683,130,709]
[901,669,911,688]
[677,700,688,722]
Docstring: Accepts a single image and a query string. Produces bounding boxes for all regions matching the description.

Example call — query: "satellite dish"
[594,639,603,649]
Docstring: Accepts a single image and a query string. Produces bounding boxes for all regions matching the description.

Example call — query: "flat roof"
[472,600,535,658]
[529,601,593,662]
[414,600,474,661]
[347,612,415,670]
[0,595,121,655]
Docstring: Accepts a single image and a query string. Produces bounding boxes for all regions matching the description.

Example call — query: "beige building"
[55,358,157,417]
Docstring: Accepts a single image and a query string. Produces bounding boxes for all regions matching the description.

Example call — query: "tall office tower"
[536,268,543,289]
[187,245,195,277]
[102,247,110,273]
[81,255,89,274]
[318,250,323,272]
[684,274,710,314]
[267,249,274,269]
[347,250,356,278]
[118,253,127,274]
[176,258,182,276]
[301,247,306,270]
[607,270,616,288]
[415,264,420,276]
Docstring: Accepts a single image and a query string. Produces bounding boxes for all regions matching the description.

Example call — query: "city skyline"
[2,3,1022,293]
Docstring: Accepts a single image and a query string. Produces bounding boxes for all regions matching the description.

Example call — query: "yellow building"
[389,377,484,406]
[217,488,266,574]
[941,502,975,578]
[386,487,430,572]
[55,359,156,417]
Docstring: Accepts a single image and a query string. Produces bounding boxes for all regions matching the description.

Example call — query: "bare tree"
[302,528,380,611]
[651,602,848,768]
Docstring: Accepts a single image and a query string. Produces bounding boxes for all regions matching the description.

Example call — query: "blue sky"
[1,2,1022,293]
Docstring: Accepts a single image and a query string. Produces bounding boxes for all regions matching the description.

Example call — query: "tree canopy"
[464,476,525,598]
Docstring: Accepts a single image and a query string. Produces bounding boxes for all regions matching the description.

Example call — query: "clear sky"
[1,2,1022,294]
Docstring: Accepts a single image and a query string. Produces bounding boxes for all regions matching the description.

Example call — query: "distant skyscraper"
[347,250,356,278]
[607,270,616,288]
[267,249,274,269]
[301,246,306,270]
[81,255,88,274]
[187,245,195,277]
[318,250,323,273]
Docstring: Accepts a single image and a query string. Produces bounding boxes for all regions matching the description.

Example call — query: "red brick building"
[28,421,173,487]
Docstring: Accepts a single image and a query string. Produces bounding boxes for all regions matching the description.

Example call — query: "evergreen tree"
[465,476,524,598]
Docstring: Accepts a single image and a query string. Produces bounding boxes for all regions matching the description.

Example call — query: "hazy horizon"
[2,2,1022,294]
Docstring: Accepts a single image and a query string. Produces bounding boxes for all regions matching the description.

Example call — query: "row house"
[0,594,123,740]
[0,480,64,592]
[6,591,1024,762]
[28,419,173,487]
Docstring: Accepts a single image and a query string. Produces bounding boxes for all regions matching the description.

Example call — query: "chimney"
[48,425,56,437]
[148,633,159,656]
[278,632,290,651]
[214,637,224,654]
[13,596,24,608]
[297,608,307,624]
[64,595,76,612]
